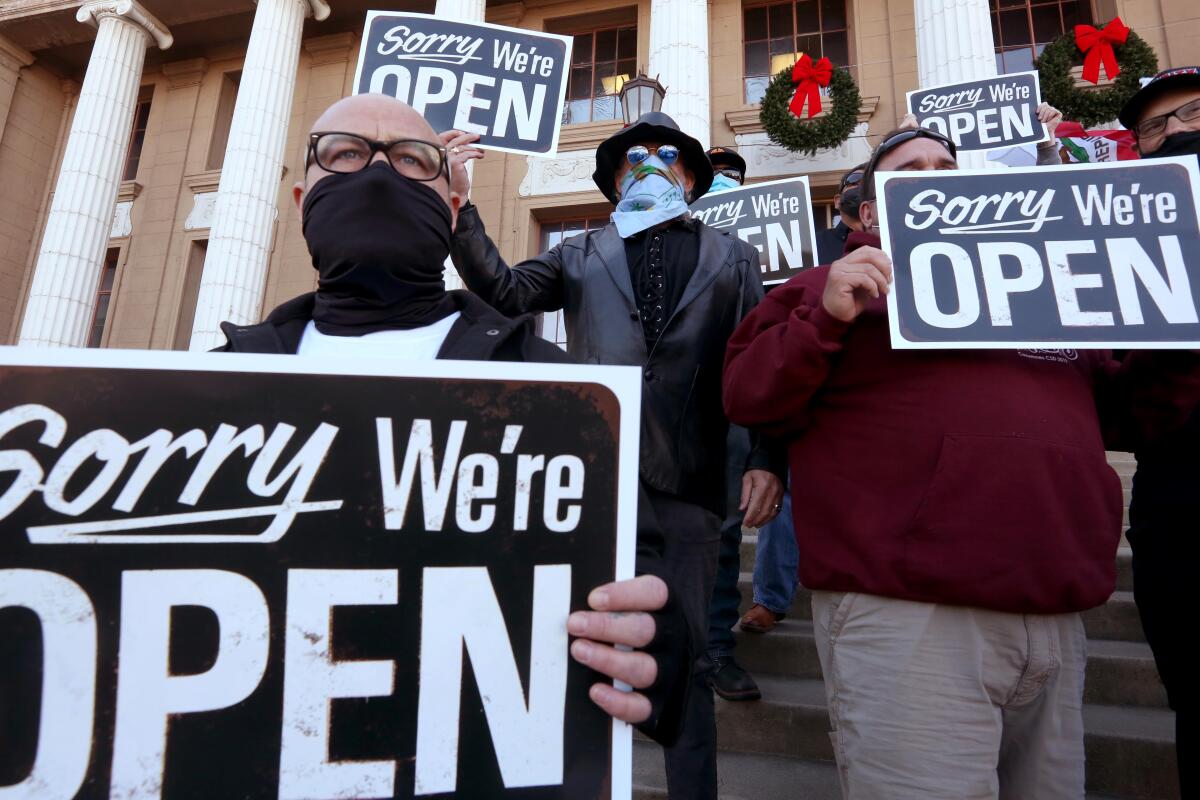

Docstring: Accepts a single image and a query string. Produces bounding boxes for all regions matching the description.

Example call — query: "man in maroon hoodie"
[722,126,1200,798]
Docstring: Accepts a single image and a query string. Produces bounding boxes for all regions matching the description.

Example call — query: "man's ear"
[292,181,306,226]
[859,199,876,229]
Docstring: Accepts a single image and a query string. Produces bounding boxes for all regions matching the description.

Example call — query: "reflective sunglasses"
[873,127,958,162]
[1135,97,1200,142]
[626,144,681,166]
[306,132,448,182]
[715,168,744,181]
[839,170,864,191]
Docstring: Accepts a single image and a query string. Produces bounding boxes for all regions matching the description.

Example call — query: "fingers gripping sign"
[439,129,485,203]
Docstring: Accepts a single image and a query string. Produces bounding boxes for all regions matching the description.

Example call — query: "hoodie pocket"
[903,434,1123,612]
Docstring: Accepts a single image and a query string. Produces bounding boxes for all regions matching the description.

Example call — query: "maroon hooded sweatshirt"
[723,232,1200,614]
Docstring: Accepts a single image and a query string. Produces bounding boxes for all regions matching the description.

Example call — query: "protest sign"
[353,12,573,156]
[689,177,820,285]
[876,157,1200,348]
[0,348,640,799]
[906,71,1048,152]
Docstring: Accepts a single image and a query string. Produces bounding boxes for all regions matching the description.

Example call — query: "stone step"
[632,740,1133,800]
[735,576,1147,643]
[707,674,1179,799]
[737,536,1135,594]
[730,619,1167,708]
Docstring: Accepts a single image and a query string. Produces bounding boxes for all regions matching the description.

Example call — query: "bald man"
[213,94,693,743]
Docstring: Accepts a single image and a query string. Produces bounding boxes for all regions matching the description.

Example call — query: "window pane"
[820,0,847,30]
[770,35,794,56]
[768,3,792,36]
[99,266,116,292]
[795,0,819,32]
[595,28,618,61]
[572,33,593,64]
[999,9,1031,46]
[593,61,614,94]
[797,32,820,58]
[997,0,1025,8]
[569,65,593,99]
[744,6,769,40]
[618,26,637,59]
[566,98,592,124]
[617,58,636,83]
[822,32,849,66]
[745,76,770,104]
[89,295,111,348]
[1059,0,1088,29]
[1031,3,1061,44]
[991,11,1001,46]
[593,95,618,120]
[745,41,770,75]
[1000,45,1034,74]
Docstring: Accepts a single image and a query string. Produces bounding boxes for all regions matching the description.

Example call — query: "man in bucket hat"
[442,112,785,799]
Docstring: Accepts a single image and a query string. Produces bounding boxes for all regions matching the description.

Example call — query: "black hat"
[706,146,747,176]
[1118,66,1200,130]
[593,111,714,204]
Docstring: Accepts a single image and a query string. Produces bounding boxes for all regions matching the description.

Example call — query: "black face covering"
[1145,130,1200,160]
[301,162,457,335]
[838,186,863,224]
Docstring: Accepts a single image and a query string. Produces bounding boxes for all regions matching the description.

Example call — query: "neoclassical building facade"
[0,0,1194,350]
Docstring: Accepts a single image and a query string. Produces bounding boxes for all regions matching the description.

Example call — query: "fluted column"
[914,0,997,168]
[188,0,330,351]
[648,0,711,149]
[18,1,171,347]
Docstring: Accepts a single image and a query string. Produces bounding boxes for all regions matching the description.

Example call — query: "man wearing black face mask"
[1118,67,1200,795]
[814,163,866,266]
[211,93,695,749]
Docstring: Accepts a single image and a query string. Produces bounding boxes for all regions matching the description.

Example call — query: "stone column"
[188,0,330,351]
[648,0,711,149]
[18,1,171,348]
[914,0,997,168]
[435,0,485,291]
[0,35,34,145]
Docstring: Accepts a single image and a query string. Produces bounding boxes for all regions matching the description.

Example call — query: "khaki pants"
[811,591,1087,800]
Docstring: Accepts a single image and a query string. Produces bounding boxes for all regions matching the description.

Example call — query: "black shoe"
[708,657,761,701]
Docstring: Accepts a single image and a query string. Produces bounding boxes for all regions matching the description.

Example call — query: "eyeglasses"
[306,132,448,182]
[873,128,958,162]
[839,170,864,191]
[715,168,744,181]
[626,144,680,166]
[1135,98,1200,142]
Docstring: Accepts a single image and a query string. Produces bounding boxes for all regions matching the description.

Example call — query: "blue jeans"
[706,426,750,660]
[752,488,798,615]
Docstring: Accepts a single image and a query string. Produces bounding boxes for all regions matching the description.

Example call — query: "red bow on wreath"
[789,54,833,118]
[1074,17,1129,84]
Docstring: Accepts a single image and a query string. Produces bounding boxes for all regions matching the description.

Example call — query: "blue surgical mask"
[610,155,691,238]
[709,173,741,193]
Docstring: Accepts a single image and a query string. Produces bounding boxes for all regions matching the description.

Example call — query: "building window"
[563,25,637,125]
[812,200,835,232]
[87,248,120,348]
[743,0,850,104]
[173,240,208,350]
[206,71,242,171]
[992,0,1093,75]
[536,217,607,347]
[122,91,153,182]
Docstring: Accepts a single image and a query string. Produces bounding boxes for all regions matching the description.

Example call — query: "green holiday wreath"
[759,65,860,156]
[1035,23,1158,128]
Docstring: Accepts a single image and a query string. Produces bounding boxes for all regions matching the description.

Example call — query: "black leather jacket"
[451,204,786,513]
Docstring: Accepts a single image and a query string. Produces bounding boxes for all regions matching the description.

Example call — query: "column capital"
[77,1,173,51]
[290,0,332,22]
[0,34,34,72]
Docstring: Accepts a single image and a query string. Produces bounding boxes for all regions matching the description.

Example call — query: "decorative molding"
[77,1,174,51]
[304,0,332,21]
[486,1,526,26]
[117,179,142,202]
[0,34,34,71]
[60,79,81,97]
[162,57,208,89]
[558,119,623,152]
[185,191,219,231]
[110,200,133,238]
[303,32,356,66]
[519,149,601,197]
[184,170,222,194]
[725,96,880,137]
[734,124,874,181]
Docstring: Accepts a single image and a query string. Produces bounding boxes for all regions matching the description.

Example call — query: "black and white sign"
[906,71,1048,153]
[353,11,573,156]
[877,158,1200,348]
[689,177,820,285]
[0,348,640,799]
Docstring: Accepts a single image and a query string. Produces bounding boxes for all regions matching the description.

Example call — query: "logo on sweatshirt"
[1017,348,1079,363]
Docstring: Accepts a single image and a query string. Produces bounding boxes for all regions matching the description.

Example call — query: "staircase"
[633,452,1181,799]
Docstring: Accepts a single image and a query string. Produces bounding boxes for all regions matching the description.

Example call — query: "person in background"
[443,113,785,800]
[1118,66,1200,796]
[701,144,764,701]
[723,122,1200,798]
[814,164,866,265]
[214,93,693,748]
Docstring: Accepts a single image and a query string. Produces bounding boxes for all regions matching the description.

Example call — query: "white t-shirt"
[296,312,461,360]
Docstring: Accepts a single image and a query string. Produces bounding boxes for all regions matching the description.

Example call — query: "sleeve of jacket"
[731,242,789,476]
[723,269,852,439]
[450,202,567,316]
[1096,350,1200,453]
[629,483,693,746]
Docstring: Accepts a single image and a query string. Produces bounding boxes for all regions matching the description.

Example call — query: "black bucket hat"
[706,146,747,176]
[593,111,714,204]
[1118,67,1200,130]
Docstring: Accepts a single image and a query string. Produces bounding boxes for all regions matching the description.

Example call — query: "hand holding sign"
[439,129,484,201]
[823,246,893,323]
